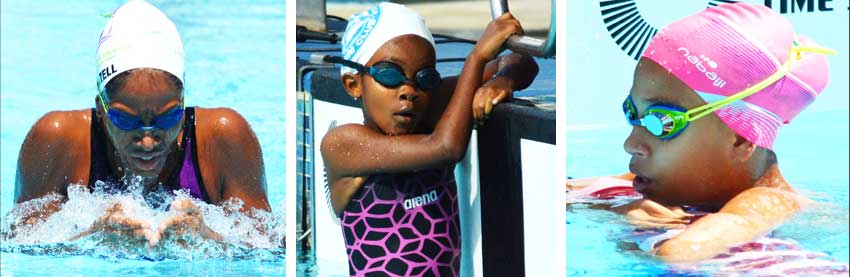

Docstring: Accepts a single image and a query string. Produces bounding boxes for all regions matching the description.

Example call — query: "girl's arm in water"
[655,183,806,262]
[321,13,524,178]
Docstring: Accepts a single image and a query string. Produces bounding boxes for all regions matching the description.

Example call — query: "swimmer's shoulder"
[24,109,91,155]
[192,107,258,155]
[319,123,373,160]
[319,124,376,179]
[193,107,256,139]
[193,107,261,158]
[319,122,373,217]
[16,109,92,202]
[192,107,265,202]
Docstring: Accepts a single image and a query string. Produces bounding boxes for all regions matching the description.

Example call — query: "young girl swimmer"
[321,3,538,276]
[568,2,837,263]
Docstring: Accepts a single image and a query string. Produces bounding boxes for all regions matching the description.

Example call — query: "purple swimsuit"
[89,107,209,202]
[341,167,460,276]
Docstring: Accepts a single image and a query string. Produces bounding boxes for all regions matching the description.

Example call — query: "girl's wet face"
[624,59,746,208]
[99,69,183,179]
[359,35,436,136]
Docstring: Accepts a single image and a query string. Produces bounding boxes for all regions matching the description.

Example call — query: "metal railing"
[490,0,556,58]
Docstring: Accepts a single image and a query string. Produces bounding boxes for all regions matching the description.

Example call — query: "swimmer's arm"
[202,108,271,213]
[655,187,804,262]
[566,173,634,191]
[10,111,90,232]
[481,52,538,91]
[427,53,539,128]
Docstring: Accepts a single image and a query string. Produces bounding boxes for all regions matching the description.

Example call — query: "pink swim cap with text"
[642,2,830,149]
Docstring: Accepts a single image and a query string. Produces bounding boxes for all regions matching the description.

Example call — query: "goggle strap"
[322,55,368,73]
[685,45,837,121]
[97,93,110,112]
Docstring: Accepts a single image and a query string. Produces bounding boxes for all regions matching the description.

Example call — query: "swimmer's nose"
[398,85,418,102]
[624,127,650,158]
[137,131,160,151]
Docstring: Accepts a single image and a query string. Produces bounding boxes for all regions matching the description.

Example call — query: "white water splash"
[1,179,284,261]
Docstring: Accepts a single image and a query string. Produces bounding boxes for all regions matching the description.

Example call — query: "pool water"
[1,0,285,275]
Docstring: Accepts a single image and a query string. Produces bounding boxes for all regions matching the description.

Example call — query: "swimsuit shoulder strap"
[89,108,120,189]
[177,107,212,203]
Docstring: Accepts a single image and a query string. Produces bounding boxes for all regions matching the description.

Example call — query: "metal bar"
[489,0,556,57]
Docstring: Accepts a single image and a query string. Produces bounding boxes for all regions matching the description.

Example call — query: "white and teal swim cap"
[340,3,435,76]
[96,0,184,95]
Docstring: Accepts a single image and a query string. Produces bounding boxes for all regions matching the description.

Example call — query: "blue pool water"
[1,1,285,275]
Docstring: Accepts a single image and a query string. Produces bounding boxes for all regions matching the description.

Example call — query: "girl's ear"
[342,73,363,99]
[731,134,757,162]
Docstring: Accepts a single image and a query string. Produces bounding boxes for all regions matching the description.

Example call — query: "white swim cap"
[340,3,435,76]
[96,0,184,95]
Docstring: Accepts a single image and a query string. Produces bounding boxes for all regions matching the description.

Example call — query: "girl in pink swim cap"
[568,2,837,263]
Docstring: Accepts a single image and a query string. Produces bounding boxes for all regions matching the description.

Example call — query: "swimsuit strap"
[89,108,127,191]
[177,107,210,202]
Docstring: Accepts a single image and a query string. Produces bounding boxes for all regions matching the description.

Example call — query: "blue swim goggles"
[97,93,184,131]
[321,55,442,90]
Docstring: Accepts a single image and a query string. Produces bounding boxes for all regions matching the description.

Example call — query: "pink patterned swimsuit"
[340,167,460,276]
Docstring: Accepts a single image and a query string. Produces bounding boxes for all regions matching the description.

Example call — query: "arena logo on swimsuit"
[403,189,439,210]
[677,47,726,88]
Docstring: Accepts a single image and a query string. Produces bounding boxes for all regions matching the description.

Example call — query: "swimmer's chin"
[125,167,163,178]
[642,193,691,208]
[383,124,419,136]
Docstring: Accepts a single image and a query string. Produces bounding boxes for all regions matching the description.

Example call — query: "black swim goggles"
[320,55,442,91]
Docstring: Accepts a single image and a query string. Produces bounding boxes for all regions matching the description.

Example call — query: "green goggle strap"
[684,44,837,121]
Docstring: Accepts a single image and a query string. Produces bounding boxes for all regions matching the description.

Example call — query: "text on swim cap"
[98,64,117,87]
[342,6,381,62]
[677,47,727,88]
[404,189,439,210]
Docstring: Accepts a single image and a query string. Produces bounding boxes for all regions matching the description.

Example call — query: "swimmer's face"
[343,35,436,135]
[624,59,749,208]
[98,68,184,179]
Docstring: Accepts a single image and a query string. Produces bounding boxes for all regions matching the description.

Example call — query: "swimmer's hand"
[615,199,694,229]
[471,13,523,62]
[147,199,222,247]
[70,202,155,243]
[473,76,513,124]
